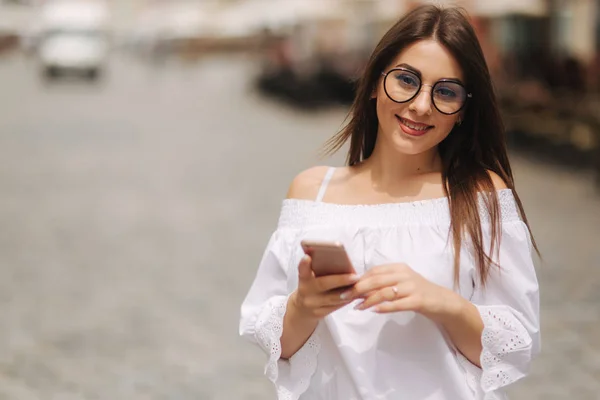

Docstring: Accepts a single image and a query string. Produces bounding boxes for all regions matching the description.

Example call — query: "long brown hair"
[325,5,538,286]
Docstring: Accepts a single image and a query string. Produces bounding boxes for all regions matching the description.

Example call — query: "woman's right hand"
[289,255,359,320]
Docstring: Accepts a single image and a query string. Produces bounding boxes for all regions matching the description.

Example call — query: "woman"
[239,5,540,400]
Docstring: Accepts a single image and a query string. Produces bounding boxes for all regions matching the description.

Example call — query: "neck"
[360,134,442,189]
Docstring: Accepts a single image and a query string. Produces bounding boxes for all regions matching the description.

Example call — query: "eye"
[393,72,419,87]
[435,86,457,98]
[434,81,466,101]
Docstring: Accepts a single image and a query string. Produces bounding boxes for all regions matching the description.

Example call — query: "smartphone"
[300,240,356,277]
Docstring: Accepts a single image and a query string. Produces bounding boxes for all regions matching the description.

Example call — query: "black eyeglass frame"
[381,68,473,115]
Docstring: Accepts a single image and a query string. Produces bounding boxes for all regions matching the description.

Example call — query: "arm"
[434,169,513,367]
[435,294,485,368]
[279,166,330,359]
[240,166,353,398]
[281,256,358,359]
[239,229,324,399]
[465,220,540,393]
[349,269,486,367]
[281,295,320,359]
[348,219,539,395]
[346,194,539,396]
[431,215,540,394]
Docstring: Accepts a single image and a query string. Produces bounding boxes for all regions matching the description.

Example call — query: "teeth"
[399,117,429,131]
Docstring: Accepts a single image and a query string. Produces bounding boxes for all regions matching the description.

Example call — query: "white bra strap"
[315,167,336,202]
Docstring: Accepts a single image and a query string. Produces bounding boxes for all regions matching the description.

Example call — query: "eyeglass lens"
[384,69,467,114]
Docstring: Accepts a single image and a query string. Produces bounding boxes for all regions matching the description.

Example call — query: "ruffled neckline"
[278,189,519,228]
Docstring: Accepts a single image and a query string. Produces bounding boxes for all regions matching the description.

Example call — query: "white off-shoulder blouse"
[239,168,540,400]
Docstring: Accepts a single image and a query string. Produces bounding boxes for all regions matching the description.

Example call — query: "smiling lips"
[396,115,433,137]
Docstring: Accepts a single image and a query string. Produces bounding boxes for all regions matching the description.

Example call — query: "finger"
[361,264,398,277]
[362,263,409,278]
[373,297,419,313]
[298,255,314,281]
[345,274,399,298]
[355,289,377,299]
[320,288,355,307]
[355,285,410,310]
[316,273,360,292]
[341,288,377,301]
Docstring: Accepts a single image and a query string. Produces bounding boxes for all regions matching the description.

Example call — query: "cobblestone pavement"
[0,54,598,399]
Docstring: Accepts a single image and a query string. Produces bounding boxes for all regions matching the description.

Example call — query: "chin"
[389,128,437,155]
[396,143,432,156]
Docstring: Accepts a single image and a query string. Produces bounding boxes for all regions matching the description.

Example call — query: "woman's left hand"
[341,263,460,322]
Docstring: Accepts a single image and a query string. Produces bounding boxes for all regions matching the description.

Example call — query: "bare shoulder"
[286,166,332,200]
[487,170,509,190]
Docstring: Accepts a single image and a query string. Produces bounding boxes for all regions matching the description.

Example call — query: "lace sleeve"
[460,220,541,398]
[254,295,321,400]
[477,305,534,392]
[239,230,321,400]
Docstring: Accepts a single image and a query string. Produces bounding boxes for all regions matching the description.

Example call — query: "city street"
[0,52,598,399]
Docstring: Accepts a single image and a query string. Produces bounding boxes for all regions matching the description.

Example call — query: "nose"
[410,86,433,116]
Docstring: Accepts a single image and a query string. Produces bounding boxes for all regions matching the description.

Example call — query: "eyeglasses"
[381,68,472,115]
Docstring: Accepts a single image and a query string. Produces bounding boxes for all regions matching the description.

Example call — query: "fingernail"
[354,302,364,310]
[349,274,359,282]
[340,291,350,300]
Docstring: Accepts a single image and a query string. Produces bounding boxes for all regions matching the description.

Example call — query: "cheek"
[375,85,394,116]
[374,89,386,115]
[434,117,457,137]
[375,95,405,125]
[375,98,387,122]
[374,88,457,141]
[426,119,455,147]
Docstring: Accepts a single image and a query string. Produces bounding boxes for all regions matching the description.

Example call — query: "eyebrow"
[394,63,465,85]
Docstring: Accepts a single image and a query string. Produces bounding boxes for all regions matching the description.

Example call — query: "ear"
[370,83,379,99]
[456,110,466,126]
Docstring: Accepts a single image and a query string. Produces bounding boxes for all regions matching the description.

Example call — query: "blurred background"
[0,0,599,399]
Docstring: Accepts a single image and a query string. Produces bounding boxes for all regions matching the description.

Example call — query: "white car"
[36,1,110,80]
[40,28,108,79]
